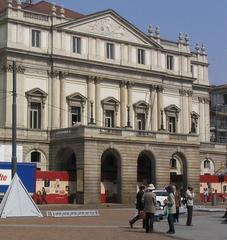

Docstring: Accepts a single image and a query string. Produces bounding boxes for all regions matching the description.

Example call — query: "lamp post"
[126,104,131,128]
[89,100,94,124]
[160,109,164,130]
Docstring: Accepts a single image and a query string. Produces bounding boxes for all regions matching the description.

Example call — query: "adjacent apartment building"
[210,84,227,143]
[0,0,226,203]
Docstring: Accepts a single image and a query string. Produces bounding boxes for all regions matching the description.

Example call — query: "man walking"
[142,184,156,233]
[185,186,194,226]
[129,185,145,228]
[165,185,176,234]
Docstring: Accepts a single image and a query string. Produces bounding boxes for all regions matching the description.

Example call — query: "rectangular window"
[32,30,41,48]
[137,48,145,65]
[168,116,176,132]
[105,110,114,128]
[167,55,174,70]
[71,106,81,125]
[224,94,227,105]
[106,43,115,59]
[30,102,41,129]
[137,113,145,130]
[72,37,81,54]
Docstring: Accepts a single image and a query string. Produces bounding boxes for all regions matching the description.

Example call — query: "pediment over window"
[164,104,181,113]
[101,96,120,106]
[191,111,200,119]
[25,88,47,104]
[133,100,149,109]
[25,88,47,98]
[66,92,87,103]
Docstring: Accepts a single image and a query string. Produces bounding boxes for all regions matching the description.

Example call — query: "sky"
[48,0,227,86]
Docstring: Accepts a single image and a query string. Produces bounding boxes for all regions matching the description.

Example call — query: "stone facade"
[0,1,226,204]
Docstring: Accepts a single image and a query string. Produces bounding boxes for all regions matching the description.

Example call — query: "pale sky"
[50,0,227,86]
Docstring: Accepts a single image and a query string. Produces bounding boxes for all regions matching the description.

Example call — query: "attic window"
[137,48,145,65]
[106,43,115,59]
[73,36,81,54]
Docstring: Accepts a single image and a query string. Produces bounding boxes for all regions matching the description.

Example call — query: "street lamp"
[126,104,131,128]
[89,100,94,124]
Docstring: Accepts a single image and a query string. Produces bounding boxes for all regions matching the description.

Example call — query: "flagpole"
[11,61,17,178]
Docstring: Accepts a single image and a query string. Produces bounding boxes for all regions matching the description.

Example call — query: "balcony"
[50,125,199,144]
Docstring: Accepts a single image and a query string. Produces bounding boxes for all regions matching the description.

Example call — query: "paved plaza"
[0,205,226,240]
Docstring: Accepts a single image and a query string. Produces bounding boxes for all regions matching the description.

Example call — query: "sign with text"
[0,169,11,185]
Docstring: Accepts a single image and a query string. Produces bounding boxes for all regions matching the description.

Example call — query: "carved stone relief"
[69,16,144,44]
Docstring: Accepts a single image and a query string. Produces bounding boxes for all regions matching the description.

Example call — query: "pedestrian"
[142,183,156,233]
[41,187,47,204]
[173,185,181,223]
[203,188,209,203]
[129,185,145,228]
[165,185,176,234]
[185,186,194,226]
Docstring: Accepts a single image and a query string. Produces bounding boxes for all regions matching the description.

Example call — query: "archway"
[170,152,187,190]
[101,149,121,203]
[56,148,77,203]
[137,151,156,187]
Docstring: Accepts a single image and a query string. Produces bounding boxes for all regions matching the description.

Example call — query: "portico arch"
[170,152,187,190]
[137,150,156,186]
[101,148,121,203]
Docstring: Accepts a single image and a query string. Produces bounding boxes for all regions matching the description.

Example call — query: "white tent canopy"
[0,173,43,218]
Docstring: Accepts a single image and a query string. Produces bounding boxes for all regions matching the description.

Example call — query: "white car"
[153,189,168,208]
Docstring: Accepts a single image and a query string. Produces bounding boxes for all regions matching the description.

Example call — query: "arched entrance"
[56,148,77,203]
[101,149,121,203]
[170,153,187,190]
[137,151,156,187]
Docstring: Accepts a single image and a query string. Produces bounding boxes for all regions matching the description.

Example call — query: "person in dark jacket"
[129,185,145,228]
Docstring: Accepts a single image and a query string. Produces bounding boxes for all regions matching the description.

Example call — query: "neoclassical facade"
[0,0,226,204]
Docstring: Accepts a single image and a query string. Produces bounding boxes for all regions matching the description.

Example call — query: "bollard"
[211,193,217,206]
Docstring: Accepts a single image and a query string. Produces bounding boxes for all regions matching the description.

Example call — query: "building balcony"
[50,125,199,145]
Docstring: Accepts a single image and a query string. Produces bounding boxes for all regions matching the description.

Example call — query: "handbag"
[139,210,145,219]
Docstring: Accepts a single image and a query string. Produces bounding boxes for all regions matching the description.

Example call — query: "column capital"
[187,90,193,97]
[120,80,127,87]
[4,63,25,73]
[127,81,135,88]
[87,75,96,83]
[59,71,69,79]
[47,70,59,78]
[157,85,164,93]
[95,76,103,84]
[150,84,157,92]
[179,89,187,96]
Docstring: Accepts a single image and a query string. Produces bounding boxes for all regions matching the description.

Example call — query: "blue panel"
[0,162,36,193]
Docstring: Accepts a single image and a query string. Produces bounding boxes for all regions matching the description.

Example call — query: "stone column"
[179,89,187,133]
[95,77,102,127]
[183,91,189,133]
[87,76,95,125]
[120,81,127,127]
[51,71,60,129]
[60,72,67,128]
[188,90,193,133]
[157,85,163,130]
[150,85,157,131]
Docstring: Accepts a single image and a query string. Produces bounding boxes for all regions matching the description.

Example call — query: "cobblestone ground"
[0,206,186,240]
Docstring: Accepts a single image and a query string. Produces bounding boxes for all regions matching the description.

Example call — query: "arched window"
[170,158,177,169]
[31,151,41,163]
[204,159,211,169]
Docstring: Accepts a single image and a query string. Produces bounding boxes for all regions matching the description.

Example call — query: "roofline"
[55,9,163,49]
